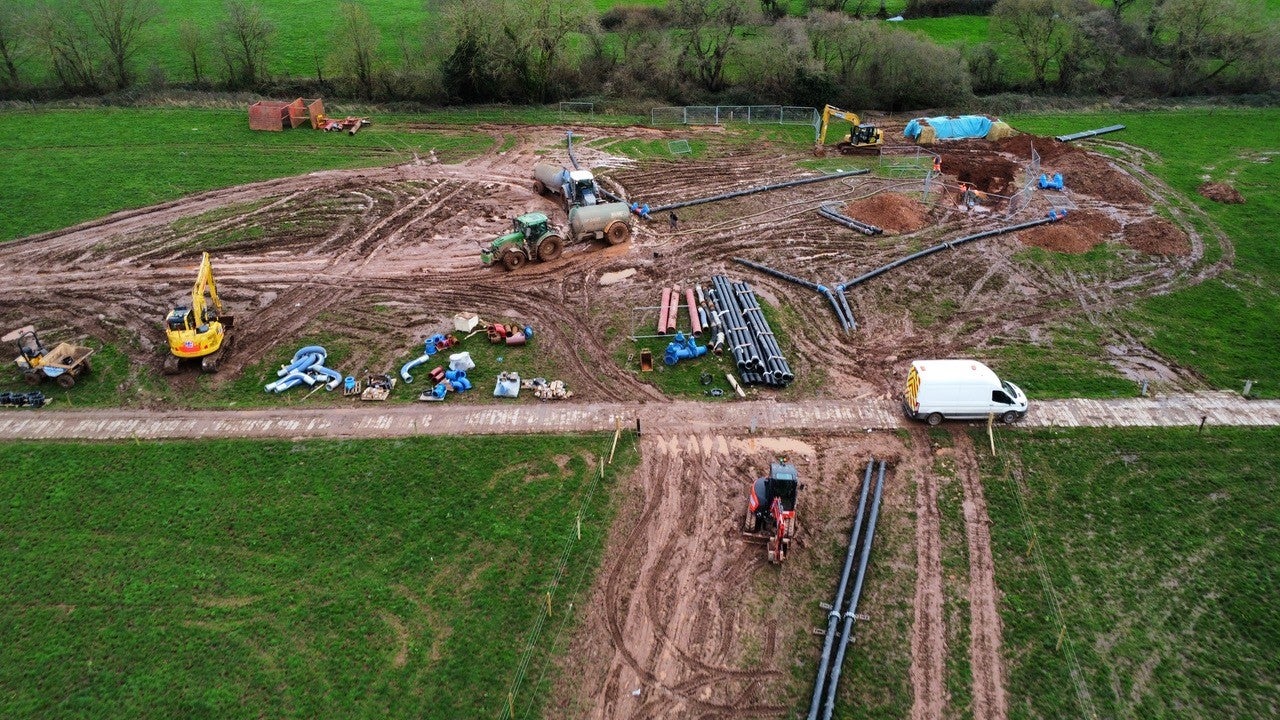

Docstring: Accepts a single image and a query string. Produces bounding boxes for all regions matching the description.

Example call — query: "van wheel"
[1002,411,1019,425]
[926,412,943,426]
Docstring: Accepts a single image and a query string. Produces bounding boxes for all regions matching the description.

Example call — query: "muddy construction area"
[0,123,1219,405]
[0,120,1236,717]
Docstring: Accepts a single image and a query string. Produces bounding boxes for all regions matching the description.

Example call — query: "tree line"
[0,0,1275,107]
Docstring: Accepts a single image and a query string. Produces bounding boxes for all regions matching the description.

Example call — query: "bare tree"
[671,0,755,92]
[30,1,102,93]
[993,0,1081,89]
[331,1,380,98]
[807,11,874,81]
[1149,0,1265,94]
[519,0,591,101]
[216,0,274,88]
[176,20,205,84]
[0,3,29,90]
[82,0,160,89]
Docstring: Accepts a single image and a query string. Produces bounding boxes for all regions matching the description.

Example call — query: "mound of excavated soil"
[993,134,1079,163]
[1124,217,1190,256]
[1017,210,1120,254]
[1198,182,1245,204]
[1046,154,1148,206]
[1019,223,1100,254]
[843,192,931,234]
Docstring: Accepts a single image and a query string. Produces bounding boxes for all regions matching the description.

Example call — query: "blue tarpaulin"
[904,115,994,141]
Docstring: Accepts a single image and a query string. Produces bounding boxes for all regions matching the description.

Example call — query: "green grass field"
[0,433,637,719]
[976,426,1280,718]
[1009,108,1280,396]
[0,108,494,242]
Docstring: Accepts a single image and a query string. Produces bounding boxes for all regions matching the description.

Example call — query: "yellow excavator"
[815,104,884,156]
[164,251,234,374]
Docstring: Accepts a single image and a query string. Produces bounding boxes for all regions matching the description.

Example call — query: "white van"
[901,359,1028,425]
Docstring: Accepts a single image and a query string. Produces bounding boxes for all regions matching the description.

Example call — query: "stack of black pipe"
[809,459,888,720]
[732,258,856,332]
[708,275,793,387]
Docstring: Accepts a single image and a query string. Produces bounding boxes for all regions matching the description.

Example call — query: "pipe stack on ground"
[809,460,889,720]
[732,257,855,332]
[710,275,793,387]
[818,204,883,235]
[808,460,875,720]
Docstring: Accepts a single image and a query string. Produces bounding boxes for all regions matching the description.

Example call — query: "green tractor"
[480,212,565,271]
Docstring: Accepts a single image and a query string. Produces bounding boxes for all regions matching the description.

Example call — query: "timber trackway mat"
[0,393,1277,441]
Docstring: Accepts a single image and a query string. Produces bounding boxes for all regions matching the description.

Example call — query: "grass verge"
[975,426,1279,718]
[0,433,638,719]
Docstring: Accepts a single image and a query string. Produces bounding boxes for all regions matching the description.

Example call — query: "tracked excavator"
[744,460,801,564]
[164,251,234,374]
[814,104,883,156]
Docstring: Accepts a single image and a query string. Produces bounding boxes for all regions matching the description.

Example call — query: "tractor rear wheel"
[605,221,631,245]
[56,373,75,389]
[22,371,41,386]
[533,180,546,195]
[538,235,564,261]
[501,250,526,271]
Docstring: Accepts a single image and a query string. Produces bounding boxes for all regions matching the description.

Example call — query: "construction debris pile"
[708,276,793,388]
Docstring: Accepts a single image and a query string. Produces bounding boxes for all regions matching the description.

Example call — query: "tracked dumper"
[744,460,801,564]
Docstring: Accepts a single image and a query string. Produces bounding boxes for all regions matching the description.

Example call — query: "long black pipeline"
[732,258,853,331]
[807,460,875,720]
[819,205,882,236]
[821,460,888,720]
[647,169,870,214]
[842,215,1061,289]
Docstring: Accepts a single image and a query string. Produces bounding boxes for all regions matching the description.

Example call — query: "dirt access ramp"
[549,431,906,719]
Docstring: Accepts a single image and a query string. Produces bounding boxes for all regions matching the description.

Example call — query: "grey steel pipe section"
[834,285,858,331]
[842,215,1060,289]
[1055,124,1125,142]
[821,460,888,720]
[807,460,876,720]
[818,205,882,236]
[647,169,869,213]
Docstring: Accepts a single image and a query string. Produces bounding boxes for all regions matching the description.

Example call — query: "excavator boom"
[164,251,233,373]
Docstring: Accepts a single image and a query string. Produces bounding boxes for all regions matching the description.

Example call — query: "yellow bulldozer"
[164,251,234,374]
[815,104,883,156]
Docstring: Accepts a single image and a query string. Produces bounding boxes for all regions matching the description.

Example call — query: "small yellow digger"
[814,104,883,156]
[164,251,234,373]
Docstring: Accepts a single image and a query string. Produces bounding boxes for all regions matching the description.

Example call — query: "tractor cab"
[515,212,550,240]
[748,460,799,528]
[567,170,598,206]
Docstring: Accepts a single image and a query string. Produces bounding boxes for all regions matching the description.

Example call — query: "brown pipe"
[686,288,701,336]
[658,288,671,335]
[668,286,680,333]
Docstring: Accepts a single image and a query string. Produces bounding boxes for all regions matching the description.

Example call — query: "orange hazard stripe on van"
[905,367,921,411]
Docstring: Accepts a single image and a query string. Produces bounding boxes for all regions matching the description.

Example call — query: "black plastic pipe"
[834,285,858,331]
[821,460,888,720]
[819,205,882,236]
[732,258,853,331]
[841,215,1061,289]
[807,460,875,720]
[647,169,869,213]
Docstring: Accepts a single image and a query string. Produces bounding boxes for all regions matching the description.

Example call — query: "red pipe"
[686,288,701,336]
[658,288,671,335]
[667,286,680,333]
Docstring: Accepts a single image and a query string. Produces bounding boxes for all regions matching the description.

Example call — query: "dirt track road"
[0,392,1276,441]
